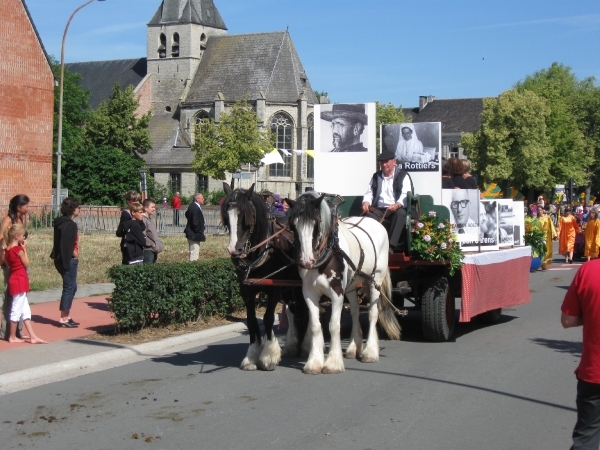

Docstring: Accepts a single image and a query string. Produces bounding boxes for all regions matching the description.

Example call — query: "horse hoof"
[240,363,257,371]
[322,367,344,374]
[360,356,378,363]
[345,350,357,359]
[257,361,277,371]
[303,366,322,375]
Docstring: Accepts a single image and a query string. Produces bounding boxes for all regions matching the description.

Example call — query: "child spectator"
[3,224,46,344]
[122,203,146,265]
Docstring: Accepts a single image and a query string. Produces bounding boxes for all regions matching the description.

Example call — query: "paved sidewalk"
[0,284,251,395]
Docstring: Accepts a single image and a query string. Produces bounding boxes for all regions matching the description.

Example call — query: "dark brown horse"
[221,183,308,370]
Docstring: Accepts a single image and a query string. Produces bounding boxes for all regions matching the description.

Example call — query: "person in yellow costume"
[557,207,581,264]
[537,207,556,270]
[583,208,600,261]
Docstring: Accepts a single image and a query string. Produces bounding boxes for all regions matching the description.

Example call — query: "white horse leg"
[345,290,363,359]
[362,283,380,363]
[323,293,345,374]
[303,289,325,374]
[281,304,299,357]
[258,329,282,371]
[240,341,261,371]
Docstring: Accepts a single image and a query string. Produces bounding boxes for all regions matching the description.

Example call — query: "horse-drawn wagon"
[333,193,531,343]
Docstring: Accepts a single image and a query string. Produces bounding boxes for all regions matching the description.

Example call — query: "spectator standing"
[171,192,182,226]
[462,159,478,189]
[558,208,581,264]
[441,160,454,189]
[184,193,206,261]
[0,194,30,340]
[561,259,600,449]
[142,199,164,264]
[447,157,469,189]
[584,208,600,262]
[3,224,46,344]
[122,203,146,265]
[50,197,81,328]
[116,191,141,265]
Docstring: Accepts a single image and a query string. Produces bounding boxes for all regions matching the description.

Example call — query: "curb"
[0,321,248,396]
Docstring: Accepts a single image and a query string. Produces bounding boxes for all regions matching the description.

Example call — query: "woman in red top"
[3,224,46,344]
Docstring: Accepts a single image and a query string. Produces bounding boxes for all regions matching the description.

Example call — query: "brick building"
[67,0,320,199]
[0,0,54,205]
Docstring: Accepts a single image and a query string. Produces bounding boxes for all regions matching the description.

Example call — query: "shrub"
[107,258,244,330]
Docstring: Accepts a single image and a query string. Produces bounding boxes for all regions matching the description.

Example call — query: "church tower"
[147,0,227,114]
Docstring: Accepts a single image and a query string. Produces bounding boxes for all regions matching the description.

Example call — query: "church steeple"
[149,0,227,30]
[146,0,227,115]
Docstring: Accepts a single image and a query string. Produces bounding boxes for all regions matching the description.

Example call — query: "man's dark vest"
[370,167,413,207]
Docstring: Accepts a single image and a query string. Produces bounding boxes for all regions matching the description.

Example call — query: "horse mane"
[291,191,331,244]
[220,188,270,243]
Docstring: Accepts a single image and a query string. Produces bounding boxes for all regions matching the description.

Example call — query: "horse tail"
[377,269,402,340]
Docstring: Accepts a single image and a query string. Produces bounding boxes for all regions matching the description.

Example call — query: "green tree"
[376,101,409,151]
[514,63,591,188]
[51,56,90,184]
[85,84,152,158]
[63,146,145,205]
[192,101,274,188]
[461,89,553,190]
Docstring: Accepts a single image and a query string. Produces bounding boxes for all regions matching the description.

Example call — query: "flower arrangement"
[524,217,546,258]
[411,211,464,276]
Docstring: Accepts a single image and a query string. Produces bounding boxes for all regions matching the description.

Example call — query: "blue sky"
[26,0,600,108]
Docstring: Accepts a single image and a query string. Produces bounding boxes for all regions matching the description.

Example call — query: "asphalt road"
[0,259,583,450]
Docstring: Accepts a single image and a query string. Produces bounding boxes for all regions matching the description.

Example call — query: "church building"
[67,0,319,199]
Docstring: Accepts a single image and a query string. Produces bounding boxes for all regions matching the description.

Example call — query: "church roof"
[149,0,226,30]
[144,112,195,168]
[184,31,318,105]
[65,58,147,109]
[403,98,485,134]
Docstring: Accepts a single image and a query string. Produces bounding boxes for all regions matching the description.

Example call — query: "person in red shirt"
[171,192,181,226]
[561,259,600,449]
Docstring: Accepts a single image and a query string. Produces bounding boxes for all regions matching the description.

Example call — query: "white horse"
[289,192,401,374]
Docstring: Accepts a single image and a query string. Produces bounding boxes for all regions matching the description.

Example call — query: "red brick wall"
[134,75,152,119]
[0,0,54,206]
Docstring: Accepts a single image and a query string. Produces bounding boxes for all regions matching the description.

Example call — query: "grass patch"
[26,231,230,291]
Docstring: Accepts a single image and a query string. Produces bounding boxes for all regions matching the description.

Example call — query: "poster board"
[442,189,480,251]
[314,103,376,196]
[497,199,515,247]
[479,200,500,251]
[381,122,442,204]
[513,201,525,246]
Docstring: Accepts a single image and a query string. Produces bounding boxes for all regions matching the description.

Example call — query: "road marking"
[548,268,573,271]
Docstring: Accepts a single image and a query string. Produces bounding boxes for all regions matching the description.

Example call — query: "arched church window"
[307,114,314,178]
[269,113,293,177]
[172,33,180,57]
[193,110,212,144]
[158,33,167,59]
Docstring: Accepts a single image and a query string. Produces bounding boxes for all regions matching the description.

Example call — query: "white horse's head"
[289,192,331,269]
[221,183,265,257]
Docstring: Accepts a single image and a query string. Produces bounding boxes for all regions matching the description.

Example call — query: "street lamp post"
[139,168,148,201]
[56,0,105,208]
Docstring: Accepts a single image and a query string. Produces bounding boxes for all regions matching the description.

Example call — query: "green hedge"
[107,259,244,330]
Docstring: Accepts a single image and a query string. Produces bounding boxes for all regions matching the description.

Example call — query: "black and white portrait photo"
[442,189,480,250]
[497,199,515,247]
[513,201,525,246]
[479,200,500,250]
[320,103,369,153]
[382,122,440,172]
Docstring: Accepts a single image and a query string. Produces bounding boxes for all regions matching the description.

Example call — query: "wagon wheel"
[476,308,502,325]
[421,277,455,342]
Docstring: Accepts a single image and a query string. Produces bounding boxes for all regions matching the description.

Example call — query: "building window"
[169,173,181,193]
[159,33,167,59]
[269,113,293,177]
[193,111,211,144]
[200,33,207,50]
[196,174,209,192]
[172,33,180,57]
[450,146,459,159]
[307,114,314,178]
